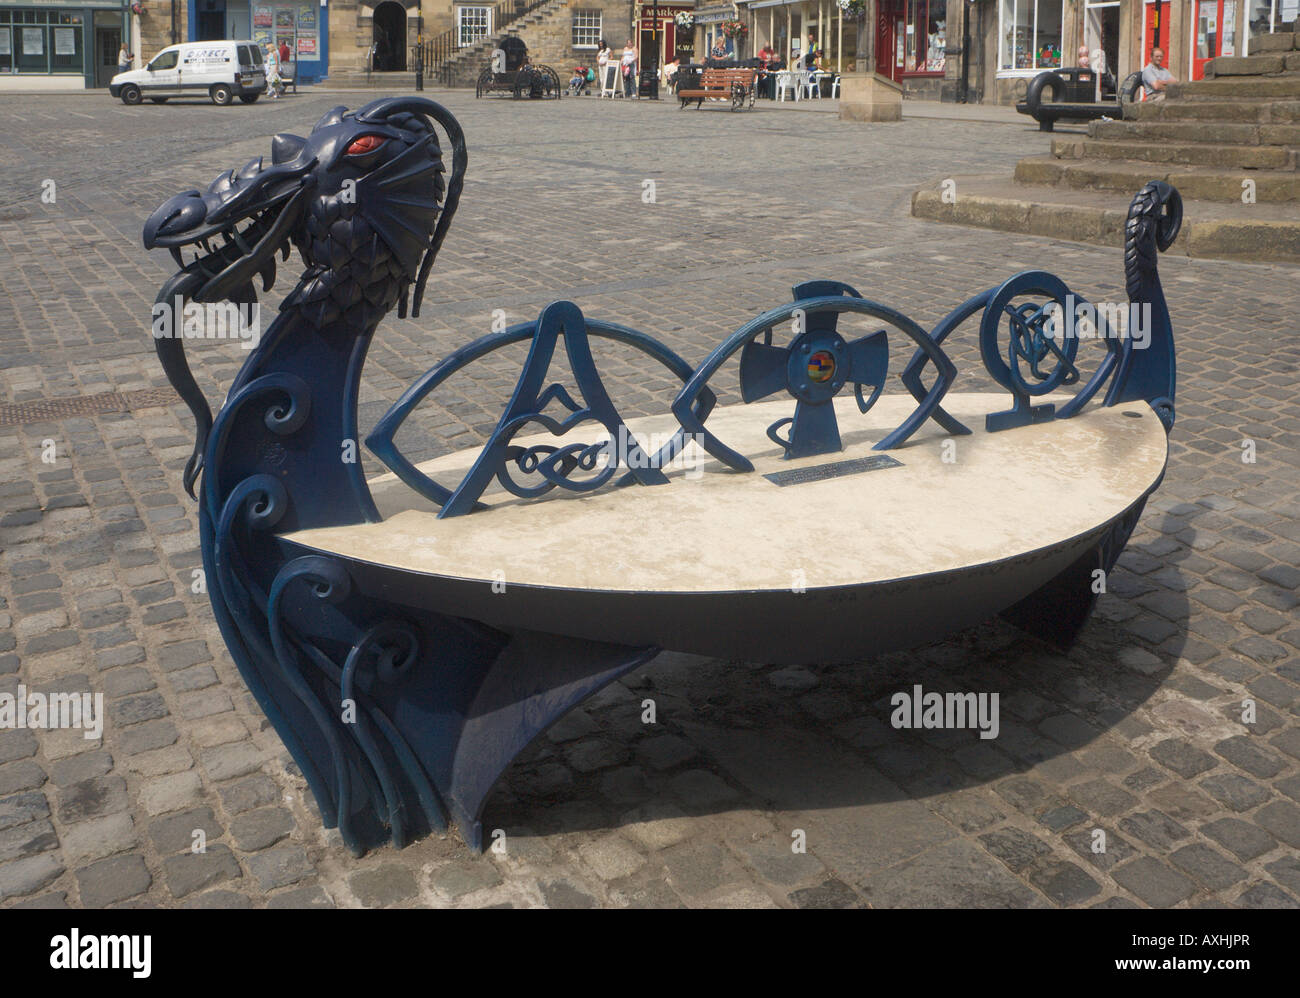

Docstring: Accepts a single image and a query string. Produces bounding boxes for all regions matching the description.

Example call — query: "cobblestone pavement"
[1,90,1298,909]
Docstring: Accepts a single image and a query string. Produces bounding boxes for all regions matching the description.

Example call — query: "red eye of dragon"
[346,135,386,156]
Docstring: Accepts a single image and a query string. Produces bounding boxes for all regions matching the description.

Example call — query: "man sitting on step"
[1141,46,1177,101]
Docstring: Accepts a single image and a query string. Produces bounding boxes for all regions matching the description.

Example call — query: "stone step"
[1251,30,1299,53]
[1052,136,1292,170]
[1090,119,1300,147]
[1168,75,1300,99]
[1205,53,1300,76]
[911,176,1300,263]
[1132,100,1300,123]
[1014,155,1300,202]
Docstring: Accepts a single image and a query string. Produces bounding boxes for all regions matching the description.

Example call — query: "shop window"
[51,15,82,73]
[457,6,491,48]
[1000,0,1063,71]
[16,19,47,73]
[905,1,946,73]
[572,9,601,49]
[1249,0,1298,49]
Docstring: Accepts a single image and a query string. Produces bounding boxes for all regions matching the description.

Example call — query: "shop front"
[876,0,947,95]
[0,0,128,88]
[187,0,325,82]
[740,0,856,71]
[1190,0,1298,77]
[634,2,694,69]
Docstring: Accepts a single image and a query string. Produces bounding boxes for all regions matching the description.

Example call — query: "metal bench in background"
[1017,67,1144,131]
[475,35,561,99]
[142,97,1183,855]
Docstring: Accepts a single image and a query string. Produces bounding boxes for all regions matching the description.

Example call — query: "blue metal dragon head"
[143,98,466,496]
[144,96,465,320]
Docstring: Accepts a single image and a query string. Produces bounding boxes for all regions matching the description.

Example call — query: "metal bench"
[142,97,1183,854]
[475,35,561,99]
[678,67,756,110]
[1017,68,1144,131]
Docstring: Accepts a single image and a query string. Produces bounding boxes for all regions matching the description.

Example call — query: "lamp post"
[649,0,660,98]
[415,10,424,89]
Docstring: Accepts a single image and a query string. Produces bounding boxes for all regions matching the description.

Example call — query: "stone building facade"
[734,0,1299,106]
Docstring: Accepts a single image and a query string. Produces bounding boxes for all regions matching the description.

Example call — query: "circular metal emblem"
[807,350,836,384]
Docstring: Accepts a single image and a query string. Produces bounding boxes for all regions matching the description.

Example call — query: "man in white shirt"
[1141,47,1176,101]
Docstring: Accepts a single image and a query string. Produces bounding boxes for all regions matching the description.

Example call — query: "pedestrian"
[264,42,282,99]
[621,38,636,97]
[117,42,132,75]
[1141,46,1176,101]
[804,32,818,68]
[596,38,612,95]
[279,39,291,64]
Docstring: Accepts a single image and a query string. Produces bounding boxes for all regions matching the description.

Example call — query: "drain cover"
[0,387,179,426]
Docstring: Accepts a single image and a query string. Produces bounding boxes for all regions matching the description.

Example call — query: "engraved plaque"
[763,454,903,487]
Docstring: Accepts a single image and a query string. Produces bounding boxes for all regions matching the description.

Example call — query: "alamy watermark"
[589,426,708,480]
[151,296,262,350]
[50,930,151,978]
[0,685,103,740]
[890,684,999,740]
[1044,295,1152,351]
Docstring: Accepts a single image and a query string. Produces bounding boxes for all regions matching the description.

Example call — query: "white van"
[110,41,267,106]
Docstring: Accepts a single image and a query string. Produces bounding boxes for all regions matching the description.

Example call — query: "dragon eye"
[346,135,386,156]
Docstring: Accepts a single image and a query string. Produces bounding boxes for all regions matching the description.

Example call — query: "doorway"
[1085,1,1120,83]
[876,0,904,82]
[1142,0,1171,69]
[197,0,226,41]
[94,26,121,87]
[1192,0,1238,79]
[373,2,407,72]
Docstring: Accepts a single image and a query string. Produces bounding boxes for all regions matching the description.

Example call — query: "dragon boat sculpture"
[144,97,1182,854]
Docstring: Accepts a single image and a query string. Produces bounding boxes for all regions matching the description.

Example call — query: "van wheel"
[239,94,259,104]
[210,84,233,106]
[120,84,142,106]
[148,97,168,104]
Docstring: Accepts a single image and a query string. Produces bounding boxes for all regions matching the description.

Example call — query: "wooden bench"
[678,67,756,111]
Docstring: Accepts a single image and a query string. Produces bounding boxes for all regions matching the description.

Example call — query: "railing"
[419,0,552,86]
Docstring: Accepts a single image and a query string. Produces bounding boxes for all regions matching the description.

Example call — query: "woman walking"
[621,38,636,97]
[264,42,282,99]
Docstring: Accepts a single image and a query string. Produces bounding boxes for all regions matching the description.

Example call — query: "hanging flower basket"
[674,12,694,29]
[835,0,866,15]
[130,1,144,13]
[720,19,748,41]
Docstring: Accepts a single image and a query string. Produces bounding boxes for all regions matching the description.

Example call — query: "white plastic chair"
[830,74,840,99]
[799,70,820,100]
[775,70,798,101]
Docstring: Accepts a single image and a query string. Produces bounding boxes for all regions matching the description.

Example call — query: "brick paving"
[0,90,1297,909]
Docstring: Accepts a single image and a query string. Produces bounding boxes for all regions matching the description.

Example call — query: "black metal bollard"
[415,41,424,91]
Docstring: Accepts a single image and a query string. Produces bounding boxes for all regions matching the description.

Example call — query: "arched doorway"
[372,1,407,72]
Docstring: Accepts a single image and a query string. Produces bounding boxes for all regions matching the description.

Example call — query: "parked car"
[110,41,267,106]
